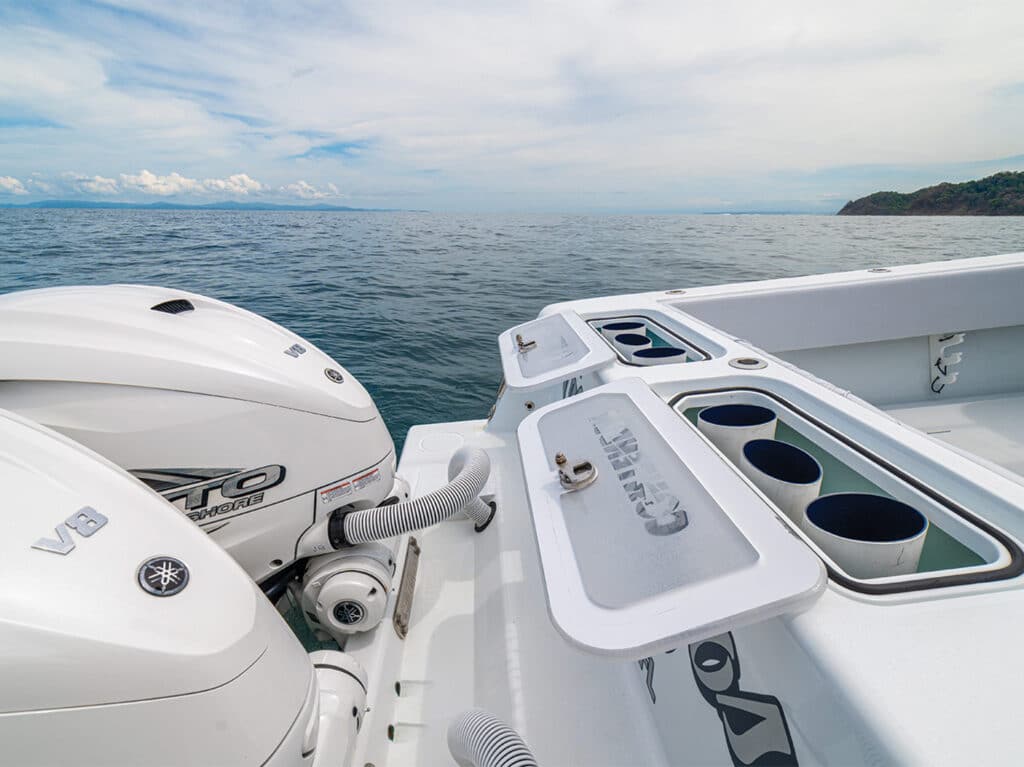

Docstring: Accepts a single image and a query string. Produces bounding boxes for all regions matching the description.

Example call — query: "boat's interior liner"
[885,393,1024,479]
[773,327,1024,486]
[669,262,1024,486]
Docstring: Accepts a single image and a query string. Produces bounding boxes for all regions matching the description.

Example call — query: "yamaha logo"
[138,556,190,597]
[324,367,344,383]
[333,600,366,625]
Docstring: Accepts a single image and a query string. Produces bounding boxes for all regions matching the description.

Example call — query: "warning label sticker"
[320,480,353,504]
[353,468,381,492]
[319,467,382,505]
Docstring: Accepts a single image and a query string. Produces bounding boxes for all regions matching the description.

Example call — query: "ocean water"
[2,210,1024,451]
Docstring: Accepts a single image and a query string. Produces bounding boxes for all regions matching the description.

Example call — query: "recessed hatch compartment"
[518,378,826,658]
[586,313,720,366]
[499,312,614,387]
[673,388,1020,593]
[513,314,590,379]
[490,312,618,430]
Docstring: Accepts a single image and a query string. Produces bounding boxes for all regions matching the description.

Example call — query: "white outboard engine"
[0,407,366,766]
[0,285,398,584]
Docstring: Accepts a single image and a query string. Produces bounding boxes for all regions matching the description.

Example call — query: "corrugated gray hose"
[448,709,539,767]
[342,447,492,544]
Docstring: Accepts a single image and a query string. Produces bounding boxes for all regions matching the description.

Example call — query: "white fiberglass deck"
[369,255,1024,766]
[886,392,1024,480]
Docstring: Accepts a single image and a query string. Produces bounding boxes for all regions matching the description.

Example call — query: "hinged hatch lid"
[518,378,826,657]
[499,312,614,390]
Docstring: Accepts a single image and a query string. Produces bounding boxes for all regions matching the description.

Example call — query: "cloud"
[0,175,27,194]
[199,173,263,194]
[63,172,119,195]
[26,174,54,194]
[119,169,263,195]
[119,169,201,195]
[0,169,342,201]
[3,2,1024,209]
[280,180,341,199]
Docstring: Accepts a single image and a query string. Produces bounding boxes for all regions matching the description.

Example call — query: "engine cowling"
[0,285,396,582]
[0,408,317,766]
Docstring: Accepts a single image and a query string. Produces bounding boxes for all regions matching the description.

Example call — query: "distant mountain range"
[0,199,387,211]
[838,172,1024,215]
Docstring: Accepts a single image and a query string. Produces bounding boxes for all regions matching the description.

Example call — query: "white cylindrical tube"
[612,332,652,360]
[600,320,646,340]
[697,404,777,465]
[738,439,823,524]
[803,493,929,579]
[631,347,688,365]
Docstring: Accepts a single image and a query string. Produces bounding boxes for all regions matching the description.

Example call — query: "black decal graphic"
[130,467,239,494]
[221,465,284,498]
[155,465,286,510]
[638,656,656,703]
[132,465,286,526]
[562,376,584,399]
[689,633,797,767]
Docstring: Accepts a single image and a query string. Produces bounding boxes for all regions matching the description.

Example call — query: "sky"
[1,1,1024,212]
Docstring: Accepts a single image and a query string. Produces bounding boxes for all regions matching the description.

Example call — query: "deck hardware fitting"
[392,537,420,639]
[556,452,598,491]
[729,357,767,370]
[515,333,537,353]
[929,332,965,395]
[474,499,497,533]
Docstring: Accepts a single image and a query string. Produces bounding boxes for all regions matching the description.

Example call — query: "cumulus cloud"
[118,169,264,196]
[119,170,200,196]
[63,172,119,195]
[280,180,341,199]
[26,174,55,194]
[0,167,274,197]
[0,175,28,195]
[202,173,263,195]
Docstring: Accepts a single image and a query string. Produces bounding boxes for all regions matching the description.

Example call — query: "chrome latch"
[516,333,537,353]
[555,452,598,491]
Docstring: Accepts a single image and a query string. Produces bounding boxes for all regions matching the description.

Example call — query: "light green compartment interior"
[646,328,674,348]
[588,316,706,362]
[682,408,985,572]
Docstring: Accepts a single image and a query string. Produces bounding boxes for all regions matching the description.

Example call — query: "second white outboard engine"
[0,285,400,586]
[0,407,368,766]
